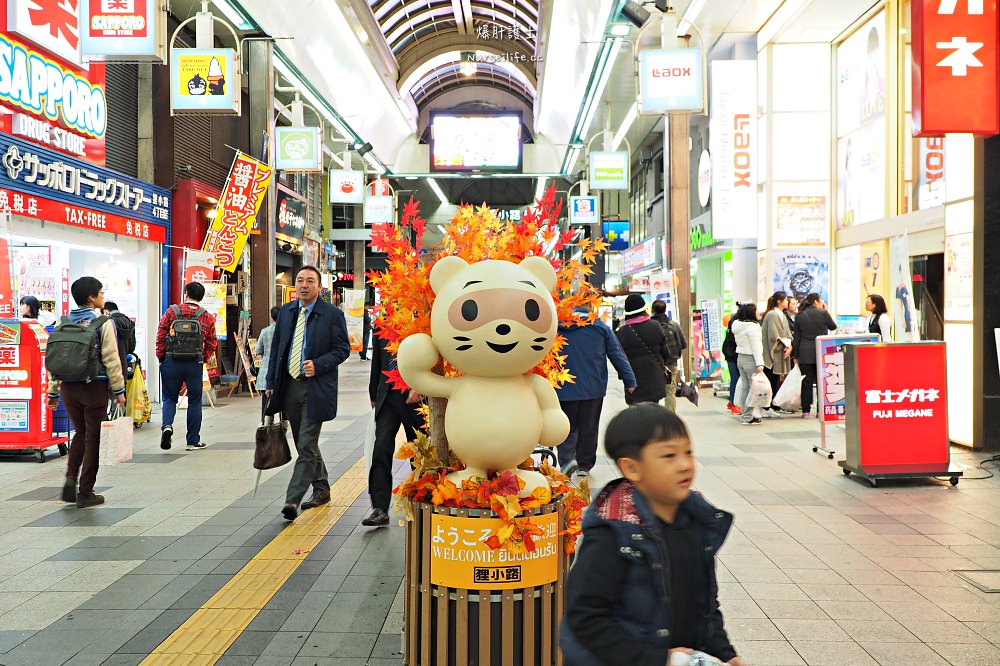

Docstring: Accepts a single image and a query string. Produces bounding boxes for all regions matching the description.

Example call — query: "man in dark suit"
[266,266,351,521]
[365,332,423,527]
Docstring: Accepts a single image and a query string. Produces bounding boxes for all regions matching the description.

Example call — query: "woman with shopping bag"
[761,291,794,415]
[732,302,768,425]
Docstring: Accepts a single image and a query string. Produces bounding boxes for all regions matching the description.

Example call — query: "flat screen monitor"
[430,113,523,172]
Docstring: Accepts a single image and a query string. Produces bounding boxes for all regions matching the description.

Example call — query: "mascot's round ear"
[519,256,557,293]
[430,256,470,295]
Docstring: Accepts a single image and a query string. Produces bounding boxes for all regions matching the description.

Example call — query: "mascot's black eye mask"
[447,287,553,335]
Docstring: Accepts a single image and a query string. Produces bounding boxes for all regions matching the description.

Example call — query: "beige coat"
[762,308,792,375]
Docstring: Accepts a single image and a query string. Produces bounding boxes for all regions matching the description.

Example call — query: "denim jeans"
[160,358,204,444]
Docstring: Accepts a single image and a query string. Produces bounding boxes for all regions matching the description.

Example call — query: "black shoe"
[301,490,331,510]
[61,477,77,503]
[362,509,389,527]
[281,503,298,521]
[76,493,105,508]
[160,426,173,450]
[186,441,207,450]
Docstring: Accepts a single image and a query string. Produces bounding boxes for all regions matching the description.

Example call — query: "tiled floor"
[0,359,998,665]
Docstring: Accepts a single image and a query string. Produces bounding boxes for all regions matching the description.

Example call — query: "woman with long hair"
[732,302,765,425]
[761,291,793,414]
[865,294,892,342]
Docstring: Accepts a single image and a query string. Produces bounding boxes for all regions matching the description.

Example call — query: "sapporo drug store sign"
[429,511,559,590]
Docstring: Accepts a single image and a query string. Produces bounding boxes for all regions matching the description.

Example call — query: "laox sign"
[733,114,752,188]
[650,65,692,78]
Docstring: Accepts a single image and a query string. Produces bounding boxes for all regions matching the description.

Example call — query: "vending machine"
[0,320,69,462]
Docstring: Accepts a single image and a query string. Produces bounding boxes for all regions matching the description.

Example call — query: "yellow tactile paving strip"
[140,458,368,665]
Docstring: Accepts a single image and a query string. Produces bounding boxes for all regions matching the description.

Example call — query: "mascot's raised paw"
[395,255,567,494]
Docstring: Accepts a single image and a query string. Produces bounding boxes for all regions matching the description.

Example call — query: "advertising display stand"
[815,335,880,458]
[0,320,68,462]
[839,342,962,487]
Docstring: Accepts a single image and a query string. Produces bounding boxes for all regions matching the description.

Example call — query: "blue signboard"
[602,220,629,252]
[0,133,170,228]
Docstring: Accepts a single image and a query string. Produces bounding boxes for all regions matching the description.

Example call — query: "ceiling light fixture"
[211,0,254,30]
[578,39,623,140]
[610,23,631,37]
[611,101,639,151]
[676,0,708,37]
[459,51,477,76]
[534,177,547,202]
[427,178,450,205]
[757,0,809,48]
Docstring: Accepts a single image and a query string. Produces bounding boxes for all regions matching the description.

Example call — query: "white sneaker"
[760,410,776,419]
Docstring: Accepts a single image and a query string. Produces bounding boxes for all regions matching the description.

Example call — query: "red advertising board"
[0,188,167,243]
[844,343,951,474]
[912,0,1000,136]
[0,320,67,455]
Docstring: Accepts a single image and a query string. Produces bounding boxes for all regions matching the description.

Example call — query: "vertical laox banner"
[912,0,999,136]
[709,60,757,239]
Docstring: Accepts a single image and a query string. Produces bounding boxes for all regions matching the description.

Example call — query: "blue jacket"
[265,298,351,423]
[556,320,636,401]
[560,479,735,665]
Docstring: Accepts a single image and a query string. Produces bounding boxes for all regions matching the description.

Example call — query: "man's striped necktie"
[289,307,307,379]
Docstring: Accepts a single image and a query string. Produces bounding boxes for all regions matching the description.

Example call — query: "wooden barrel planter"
[404,498,571,666]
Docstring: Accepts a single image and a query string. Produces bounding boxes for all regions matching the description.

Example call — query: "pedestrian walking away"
[365,331,424,527]
[792,293,837,419]
[650,299,687,413]
[266,266,351,522]
[761,291,793,414]
[156,282,218,451]
[555,308,636,478]
[359,306,372,360]
[615,294,671,406]
[255,306,280,425]
[46,277,127,508]
[722,313,740,415]
[732,303,765,425]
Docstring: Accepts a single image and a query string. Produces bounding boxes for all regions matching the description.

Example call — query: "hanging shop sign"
[80,0,166,61]
[0,133,169,241]
[329,169,364,205]
[200,282,227,340]
[651,271,679,322]
[182,249,216,285]
[429,511,559,590]
[169,48,240,115]
[569,195,599,225]
[367,178,392,197]
[701,299,721,351]
[709,60,756,239]
[0,33,107,165]
[602,219,629,251]
[364,194,393,225]
[7,0,82,66]
[912,0,999,136]
[622,236,660,275]
[589,151,629,191]
[203,153,273,272]
[639,48,704,114]
[275,126,322,172]
[275,190,306,243]
[817,334,880,423]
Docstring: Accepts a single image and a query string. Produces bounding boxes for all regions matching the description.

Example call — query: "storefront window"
[836,9,888,228]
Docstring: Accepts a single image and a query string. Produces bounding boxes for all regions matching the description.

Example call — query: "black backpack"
[45,315,111,382]
[722,328,738,360]
[109,311,136,376]
[165,305,207,361]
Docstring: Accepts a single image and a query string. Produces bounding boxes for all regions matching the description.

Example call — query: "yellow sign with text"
[429,512,559,590]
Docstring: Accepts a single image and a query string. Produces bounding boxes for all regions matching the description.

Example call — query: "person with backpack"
[721,313,741,415]
[155,282,218,451]
[103,302,137,380]
[650,299,687,412]
[45,277,127,508]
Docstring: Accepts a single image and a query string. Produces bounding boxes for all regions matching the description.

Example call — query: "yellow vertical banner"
[203,154,273,272]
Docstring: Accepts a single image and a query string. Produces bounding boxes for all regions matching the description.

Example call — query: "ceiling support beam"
[461,0,475,33]
[451,0,468,33]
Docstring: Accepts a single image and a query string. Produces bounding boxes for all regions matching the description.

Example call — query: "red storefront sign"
[851,343,949,468]
[0,187,167,243]
[912,0,1000,136]
[203,154,273,272]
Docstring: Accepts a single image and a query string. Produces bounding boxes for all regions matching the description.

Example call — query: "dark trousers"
[283,379,329,505]
[727,360,740,404]
[369,402,423,511]
[799,362,818,415]
[556,398,604,472]
[763,366,781,409]
[360,325,371,359]
[61,381,109,496]
[160,358,203,445]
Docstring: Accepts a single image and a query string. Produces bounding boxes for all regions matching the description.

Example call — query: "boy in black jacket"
[561,404,744,666]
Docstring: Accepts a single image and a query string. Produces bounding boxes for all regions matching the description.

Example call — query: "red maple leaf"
[28,0,79,49]
[382,368,410,392]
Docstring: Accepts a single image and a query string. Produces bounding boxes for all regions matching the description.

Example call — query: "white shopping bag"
[746,372,774,409]
[100,405,134,465]
[364,409,376,478]
[773,365,803,411]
